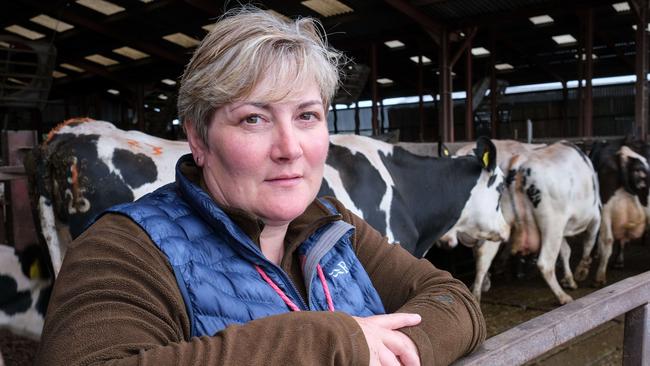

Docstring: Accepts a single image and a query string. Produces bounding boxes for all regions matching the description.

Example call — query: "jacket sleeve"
[326,198,487,366]
[35,214,369,366]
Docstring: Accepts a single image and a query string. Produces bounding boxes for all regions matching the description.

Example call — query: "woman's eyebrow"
[298,100,322,109]
[230,102,268,112]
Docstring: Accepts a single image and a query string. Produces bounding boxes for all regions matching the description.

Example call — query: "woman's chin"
[259,202,311,225]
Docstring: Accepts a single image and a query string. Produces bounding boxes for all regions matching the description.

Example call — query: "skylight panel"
[377,78,394,85]
[107,89,120,95]
[30,14,74,32]
[52,70,67,78]
[632,24,650,31]
[612,2,630,12]
[158,94,168,100]
[85,54,119,66]
[0,41,11,48]
[552,34,577,45]
[495,63,514,70]
[202,24,215,32]
[161,78,177,86]
[113,46,149,60]
[5,25,45,40]
[163,33,200,48]
[76,0,125,15]
[529,15,554,25]
[384,40,405,49]
[471,47,490,56]
[410,55,432,65]
[60,63,85,72]
[301,0,353,17]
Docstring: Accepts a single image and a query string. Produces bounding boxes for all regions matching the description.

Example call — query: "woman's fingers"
[383,330,420,366]
[363,313,421,330]
[353,314,421,366]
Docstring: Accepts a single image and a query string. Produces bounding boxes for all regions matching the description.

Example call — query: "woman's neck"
[259,223,289,265]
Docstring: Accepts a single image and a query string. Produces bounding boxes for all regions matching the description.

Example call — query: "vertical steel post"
[418,55,425,141]
[439,27,453,142]
[585,7,594,138]
[465,36,474,141]
[371,42,379,136]
[635,0,649,141]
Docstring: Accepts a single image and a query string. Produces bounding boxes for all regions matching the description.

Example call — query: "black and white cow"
[503,141,602,304]
[585,140,650,286]
[0,243,52,339]
[27,118,190,276]
[320,134,510,257]
[29,119,509,276]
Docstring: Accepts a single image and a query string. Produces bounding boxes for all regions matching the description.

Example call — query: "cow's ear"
[438,142,451,158]
[474,136,497,172]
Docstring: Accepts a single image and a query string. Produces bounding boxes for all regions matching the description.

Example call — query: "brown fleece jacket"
[35,197,485,366]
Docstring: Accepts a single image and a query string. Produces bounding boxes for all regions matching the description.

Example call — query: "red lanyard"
[254,264,335,312]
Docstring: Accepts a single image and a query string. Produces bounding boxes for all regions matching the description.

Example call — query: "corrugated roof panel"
[424,0,554,20]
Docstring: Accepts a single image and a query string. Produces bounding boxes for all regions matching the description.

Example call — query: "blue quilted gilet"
[108,154,385,337]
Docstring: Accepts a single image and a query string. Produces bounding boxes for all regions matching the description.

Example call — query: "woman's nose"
[271,123,303,162]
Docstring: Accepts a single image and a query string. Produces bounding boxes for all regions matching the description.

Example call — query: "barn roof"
[0,0,640,111]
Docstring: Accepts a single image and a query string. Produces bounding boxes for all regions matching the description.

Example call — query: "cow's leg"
[613,239,626,269]
[559,238,577,289]
[575,217,600,282]
[595,213,614,287]
[471,240,500,301]
[537,228,573,305]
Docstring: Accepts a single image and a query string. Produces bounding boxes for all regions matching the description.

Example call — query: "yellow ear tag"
[30,259,41,279]
[444,148,450,157]
[482,151,490,167]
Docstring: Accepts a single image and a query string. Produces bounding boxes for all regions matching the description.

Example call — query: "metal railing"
[452,271,650,365]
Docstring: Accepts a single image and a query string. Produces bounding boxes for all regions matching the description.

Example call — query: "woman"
[35,8,485,366]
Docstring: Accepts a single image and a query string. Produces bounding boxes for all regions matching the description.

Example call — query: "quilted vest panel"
[107,154,385,337]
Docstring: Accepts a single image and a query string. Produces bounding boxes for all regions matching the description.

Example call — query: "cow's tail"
[505,155,541,255]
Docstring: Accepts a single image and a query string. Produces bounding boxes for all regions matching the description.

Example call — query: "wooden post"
[623,303,650,366]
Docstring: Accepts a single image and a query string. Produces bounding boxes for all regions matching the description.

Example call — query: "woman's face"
[187,79,329,226]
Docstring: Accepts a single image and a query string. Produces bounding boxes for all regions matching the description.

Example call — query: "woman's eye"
[299,112,318,121]
[243,115,263,125]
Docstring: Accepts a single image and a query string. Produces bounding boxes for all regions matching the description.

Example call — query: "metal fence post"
[623,303,650,366]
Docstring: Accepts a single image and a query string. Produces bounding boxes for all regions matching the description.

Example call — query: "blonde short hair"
[178,7,342,144]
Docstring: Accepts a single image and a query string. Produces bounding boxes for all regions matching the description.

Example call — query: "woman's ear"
[184,121,207,167]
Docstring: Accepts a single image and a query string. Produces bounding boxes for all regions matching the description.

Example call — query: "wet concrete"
[476,237,650,366]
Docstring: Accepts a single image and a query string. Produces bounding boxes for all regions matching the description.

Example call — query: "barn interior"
[1,0,650,365]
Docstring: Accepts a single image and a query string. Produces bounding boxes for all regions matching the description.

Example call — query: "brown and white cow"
[581,140,650,286]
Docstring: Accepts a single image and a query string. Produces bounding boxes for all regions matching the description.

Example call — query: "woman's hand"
[353,313,421,366]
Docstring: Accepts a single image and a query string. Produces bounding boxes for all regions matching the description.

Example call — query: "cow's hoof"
[560,277,578,290]
[558,294,573,305]
[574,259,591,281]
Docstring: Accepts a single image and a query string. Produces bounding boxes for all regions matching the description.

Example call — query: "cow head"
[619,145,650,206]
[439,137,511,248]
